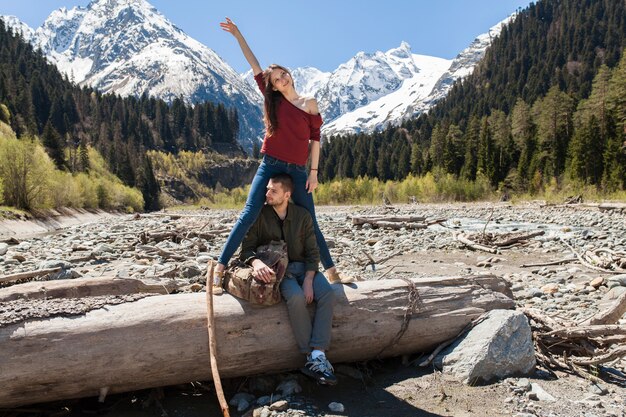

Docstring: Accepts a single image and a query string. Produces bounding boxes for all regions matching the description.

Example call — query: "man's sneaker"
[301,354,338,386]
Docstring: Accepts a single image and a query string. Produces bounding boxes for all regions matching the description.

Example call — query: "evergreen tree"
[42,121,65,169]
[137,155,161,211]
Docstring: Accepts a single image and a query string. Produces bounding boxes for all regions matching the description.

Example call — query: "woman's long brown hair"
[262,64,294,136]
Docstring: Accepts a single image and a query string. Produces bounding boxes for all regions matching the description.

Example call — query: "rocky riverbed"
[1,202,625,417]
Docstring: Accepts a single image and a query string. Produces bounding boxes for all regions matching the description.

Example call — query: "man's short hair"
[270,173,294,194]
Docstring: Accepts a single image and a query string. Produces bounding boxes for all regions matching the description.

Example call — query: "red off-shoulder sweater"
[255,72,323,166]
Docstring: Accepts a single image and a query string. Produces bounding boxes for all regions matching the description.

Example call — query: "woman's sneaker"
[301,354,338,386]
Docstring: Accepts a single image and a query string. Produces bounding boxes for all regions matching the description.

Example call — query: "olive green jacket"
[240,203,320,272]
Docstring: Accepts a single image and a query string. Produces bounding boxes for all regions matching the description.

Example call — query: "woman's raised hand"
[219,17,241,38]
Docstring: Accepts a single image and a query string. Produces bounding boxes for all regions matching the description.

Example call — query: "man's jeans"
[217,155,334,270]
[280,262,335,353]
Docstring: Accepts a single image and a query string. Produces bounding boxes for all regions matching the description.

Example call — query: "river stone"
[269,400,288,411]
[530,383,555,401]
[276,378,301,396]
[39,260,73,270]
[435,309,535,385]
[328,402,345,413]
[180,261,201,278]
[590,277,605,288]
[541,283,559,294]
[0,243,8,256]
[608,274,626,287]
[229,392,255,407]
[606,286,626,300]
[92,243,115,255]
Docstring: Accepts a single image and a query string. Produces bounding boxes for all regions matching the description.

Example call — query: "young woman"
[212,17,348,289]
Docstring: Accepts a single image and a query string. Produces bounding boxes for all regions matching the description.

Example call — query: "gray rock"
[435,309,535,384]
[530,383,555,401]
[229,392,255,407]
[180,261,201,278]
[587,383,608,396]
[269,399,288,411]
[276,378,301,396]
[256,396,271,406]
[0,243,8,256]
[515,378,531,393]
[92,243,115,255]
[39,260,73,270]
[607,274,626,287]
[237,399,250,412]
[328,402,345,413]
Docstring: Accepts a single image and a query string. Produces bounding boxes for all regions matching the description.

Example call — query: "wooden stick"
[205,262,230,417]
[456,234,498,254]
[0,267,62,285]
[569,346,626,366]
[562,240,623,274]
[521,257,577,268]
[541,324,626,339]
[352,216,426,225]
[580,292,626,326]
[492,230,545,247]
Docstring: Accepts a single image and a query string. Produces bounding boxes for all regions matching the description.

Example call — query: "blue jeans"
[280,262,335,353]
[218,155,334,270]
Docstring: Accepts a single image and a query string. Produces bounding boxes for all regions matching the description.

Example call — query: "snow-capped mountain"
[322,53,451,136]
[318,17,514,136]
[2,0,263,150]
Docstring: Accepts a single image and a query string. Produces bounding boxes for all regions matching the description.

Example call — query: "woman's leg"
[217,160,275,267]
[289,169,335,270]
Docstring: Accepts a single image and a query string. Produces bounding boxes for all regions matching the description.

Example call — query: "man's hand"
[303,275,314,303]
[251,259,275,283]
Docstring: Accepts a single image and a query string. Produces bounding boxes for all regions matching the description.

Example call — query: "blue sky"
[0,0,534,73]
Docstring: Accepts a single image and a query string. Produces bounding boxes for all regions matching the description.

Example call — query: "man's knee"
[285,292,307,309]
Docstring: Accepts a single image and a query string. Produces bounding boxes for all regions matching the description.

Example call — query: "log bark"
[0,276,180,302]
[0,274,514,408]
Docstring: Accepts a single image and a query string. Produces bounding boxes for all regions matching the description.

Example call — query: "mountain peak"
[387,41,412,57]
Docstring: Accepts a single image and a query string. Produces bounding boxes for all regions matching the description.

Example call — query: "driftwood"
[456,234,498,254]
[351,216,445,230]
[352,216,426,225]
[0,267,62,286]
[599,202,626,211]
[580,292,626,326]
[0,274,513,407]
[521,257,577,268]
[457,230,545,254]
[523,307,626,385]
[562,240,626,274]
[0,276,180,303]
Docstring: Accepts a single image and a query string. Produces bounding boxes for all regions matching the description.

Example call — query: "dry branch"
[0,267,62,286]
[581,292,626,326]
[456,234,498,254]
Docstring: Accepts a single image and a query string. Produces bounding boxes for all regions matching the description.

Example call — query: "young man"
[239,173,337,385]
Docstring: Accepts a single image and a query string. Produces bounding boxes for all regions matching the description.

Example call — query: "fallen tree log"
[351,216,426,225]
[0,274,514,408]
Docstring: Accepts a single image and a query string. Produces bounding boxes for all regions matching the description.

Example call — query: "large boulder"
[435,309,535,384]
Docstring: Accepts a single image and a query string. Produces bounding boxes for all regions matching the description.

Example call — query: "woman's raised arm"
[219,17,263,76]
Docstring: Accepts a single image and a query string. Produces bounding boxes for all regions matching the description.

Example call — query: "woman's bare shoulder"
[304,97,320,116]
